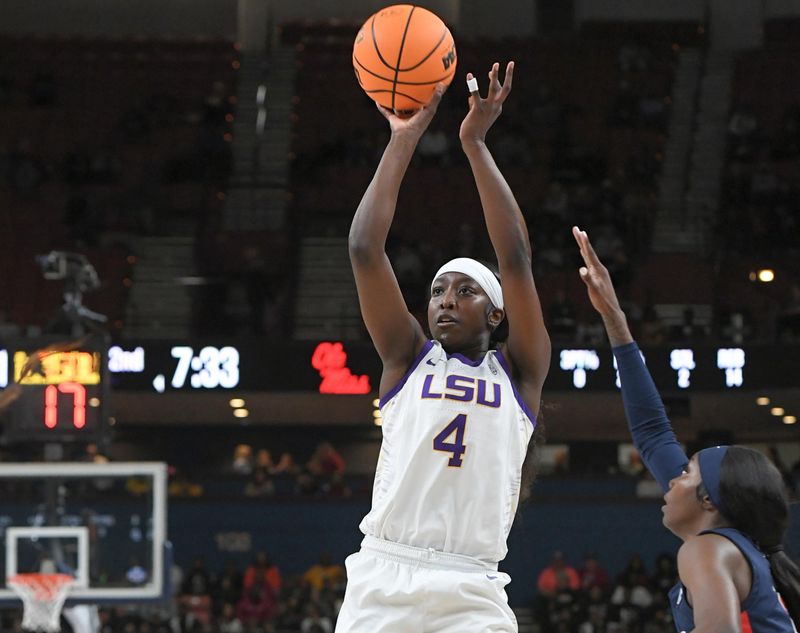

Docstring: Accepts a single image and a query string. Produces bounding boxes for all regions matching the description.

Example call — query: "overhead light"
[783,415,797,425]
[233,409,249,418]
[229,398,245,408]
[770,407,785,416]
[755,397,770,406]
[757,269,775,283]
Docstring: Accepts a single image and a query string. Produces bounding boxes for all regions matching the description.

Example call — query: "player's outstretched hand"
[572,226,625,318]
[459,61,514,146]
[376,82,446,142]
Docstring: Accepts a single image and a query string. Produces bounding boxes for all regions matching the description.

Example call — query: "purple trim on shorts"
[494,349,537,427]
[379,340,435,408]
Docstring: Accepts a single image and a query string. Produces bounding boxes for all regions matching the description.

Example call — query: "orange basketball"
[352,4,457,114]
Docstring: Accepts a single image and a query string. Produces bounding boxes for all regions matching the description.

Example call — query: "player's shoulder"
[679,531,746,571]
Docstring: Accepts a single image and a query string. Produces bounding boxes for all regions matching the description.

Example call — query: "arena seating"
[0,35,237,331]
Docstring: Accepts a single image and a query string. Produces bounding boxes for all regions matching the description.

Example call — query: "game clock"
[0,338,109,443]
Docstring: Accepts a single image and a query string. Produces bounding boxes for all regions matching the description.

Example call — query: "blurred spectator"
[169,468,204,497]
[308,442,345,478]
[218,602,243,633]
[182,556,213,597]
[272,451,300,477]
[577,585,609,633]
[243,551,282,595]
[578,554,611,593]
[545,571,582,633]
[254,449,274,473]
[300,604,333,633]
[609,567,653,628]
[651,553,677,596]
[243,468,275,497]
[537,551,580,598]
[213,560,243,611]
[324,472,352,498]
[236,582,274,626]
[302,553,345,592]
[617,553,649,588]
[232,444,253,476]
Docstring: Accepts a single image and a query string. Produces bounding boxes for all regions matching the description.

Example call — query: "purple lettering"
[445,375,475,402]
[421,374,443,399]
[477,380,501,408]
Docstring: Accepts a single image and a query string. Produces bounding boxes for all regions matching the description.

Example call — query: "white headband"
[431,258,504,310]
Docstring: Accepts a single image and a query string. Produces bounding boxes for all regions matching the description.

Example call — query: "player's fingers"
[578,229,603,266]
[375,101,393,120]
[466,72,480,99]
[499,61,514,100]
[572,226,590,261]
[419,84,445,120]
[428,82,447,108]
[487,62,501,98]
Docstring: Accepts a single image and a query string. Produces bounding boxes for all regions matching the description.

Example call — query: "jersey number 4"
[433,414,467,467]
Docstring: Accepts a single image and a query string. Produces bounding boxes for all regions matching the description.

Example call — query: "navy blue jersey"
[612,343,797,633]
[668,528,796,633]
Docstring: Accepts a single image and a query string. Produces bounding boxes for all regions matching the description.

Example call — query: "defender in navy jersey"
[573,226,800,633]
[337,62,551,633]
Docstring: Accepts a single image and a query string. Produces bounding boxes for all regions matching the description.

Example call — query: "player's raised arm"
[459,62,550,414]
[348,87,445,386]
[572,226,687,489]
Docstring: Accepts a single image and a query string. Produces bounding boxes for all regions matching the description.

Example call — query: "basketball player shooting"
[335,62,551,633]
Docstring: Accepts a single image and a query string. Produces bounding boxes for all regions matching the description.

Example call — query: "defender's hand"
[572,226,624,318]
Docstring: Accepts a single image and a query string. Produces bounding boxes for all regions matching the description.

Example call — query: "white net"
[8,573,74,633]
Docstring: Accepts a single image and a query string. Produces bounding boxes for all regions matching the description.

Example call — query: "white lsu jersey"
[360,340,537,563]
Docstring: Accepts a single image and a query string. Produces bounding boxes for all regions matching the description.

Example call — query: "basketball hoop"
[8,573,74,632]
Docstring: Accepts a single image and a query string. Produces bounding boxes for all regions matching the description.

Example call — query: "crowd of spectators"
[0,547,695,633]
[158,442,351,501]
[535,550,678,633]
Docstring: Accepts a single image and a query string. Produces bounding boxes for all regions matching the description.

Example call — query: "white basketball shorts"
[334,535,517,633]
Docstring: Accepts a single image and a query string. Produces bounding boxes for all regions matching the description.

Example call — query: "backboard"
[0,462,168,605]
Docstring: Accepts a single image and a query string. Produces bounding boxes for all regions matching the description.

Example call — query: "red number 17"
[44,382,87,429]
